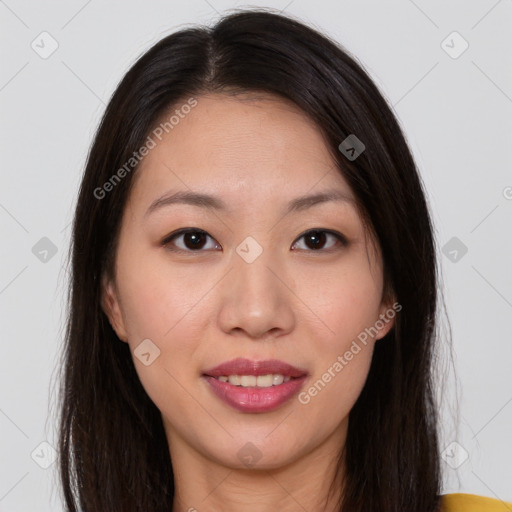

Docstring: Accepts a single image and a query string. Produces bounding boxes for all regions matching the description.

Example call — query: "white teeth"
[256,374,274,387]
[215,374,294,387]
[272,374,284,385]
[228,375,240,386]
[240,375,257,387]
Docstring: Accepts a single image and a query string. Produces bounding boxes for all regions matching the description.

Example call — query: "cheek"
[115,262,207,417]
[297,257,382,412]
[307,261,384,346]
[295,340,374,449]
[323,337,376,413]
[115,250,212,395]
[116,247,210,342]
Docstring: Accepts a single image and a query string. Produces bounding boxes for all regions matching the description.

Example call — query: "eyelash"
[161,228,348,254]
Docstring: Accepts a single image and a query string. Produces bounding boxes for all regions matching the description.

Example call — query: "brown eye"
[292,229,346,252]
[162,229,220,252]
[162,228,346,254]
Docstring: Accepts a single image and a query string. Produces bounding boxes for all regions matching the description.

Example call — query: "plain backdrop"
[1,1,511,510]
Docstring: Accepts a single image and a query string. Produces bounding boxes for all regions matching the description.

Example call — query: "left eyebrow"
[144,189,356,219]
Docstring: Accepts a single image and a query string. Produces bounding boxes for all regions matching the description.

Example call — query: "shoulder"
[440,493,512,511]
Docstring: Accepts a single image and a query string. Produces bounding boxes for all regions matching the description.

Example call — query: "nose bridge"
[216,234,295,338]
[233,234,284,303]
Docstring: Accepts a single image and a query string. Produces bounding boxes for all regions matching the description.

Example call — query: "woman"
[57,8,511,512]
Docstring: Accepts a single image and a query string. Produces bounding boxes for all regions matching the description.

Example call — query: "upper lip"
[202,358,308,378]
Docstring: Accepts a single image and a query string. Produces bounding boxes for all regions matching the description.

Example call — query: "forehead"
[129,92,356,214]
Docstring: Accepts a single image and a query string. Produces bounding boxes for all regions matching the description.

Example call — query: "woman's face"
[102,92,395,473]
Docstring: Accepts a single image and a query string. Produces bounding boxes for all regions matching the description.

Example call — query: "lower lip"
[203,375,308,413]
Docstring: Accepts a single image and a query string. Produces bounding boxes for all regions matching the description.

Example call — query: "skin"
[101,92,395,512]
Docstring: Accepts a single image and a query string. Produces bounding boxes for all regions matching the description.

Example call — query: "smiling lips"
[202,358,309,413]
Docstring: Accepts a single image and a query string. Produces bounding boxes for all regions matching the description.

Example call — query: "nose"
[216,242,296,340]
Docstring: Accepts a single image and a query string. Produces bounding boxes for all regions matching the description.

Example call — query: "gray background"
[1,0,511,510]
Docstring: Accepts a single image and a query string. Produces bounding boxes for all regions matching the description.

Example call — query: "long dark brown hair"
[56,8,445,511]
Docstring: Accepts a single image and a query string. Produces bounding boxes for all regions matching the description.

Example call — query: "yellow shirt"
[442,493,512,511]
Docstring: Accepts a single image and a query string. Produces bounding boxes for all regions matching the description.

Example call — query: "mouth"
[207,374,297,387]
[201,358,309,413]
